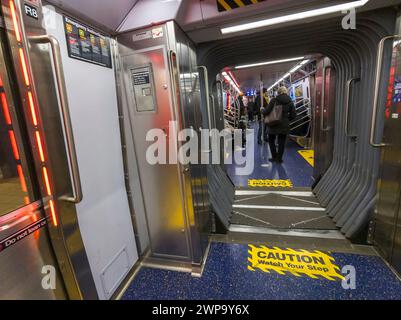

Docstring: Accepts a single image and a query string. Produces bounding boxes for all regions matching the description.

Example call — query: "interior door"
[121,47,191,261]
[314,58,335,181]
[374,38,401,275]
[0,28,67,299]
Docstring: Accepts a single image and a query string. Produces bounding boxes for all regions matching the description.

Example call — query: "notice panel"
[64,16,112,68]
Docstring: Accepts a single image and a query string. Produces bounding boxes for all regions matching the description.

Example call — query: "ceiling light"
[221,0,370,34]
[222,72,242,94]
[235,57,304,69]
[268,59,311,90]
[289,59,309,73]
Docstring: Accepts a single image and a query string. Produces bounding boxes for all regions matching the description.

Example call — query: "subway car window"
[0,79,30,215]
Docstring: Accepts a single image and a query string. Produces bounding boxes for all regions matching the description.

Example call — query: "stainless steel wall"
[115,21,210,269]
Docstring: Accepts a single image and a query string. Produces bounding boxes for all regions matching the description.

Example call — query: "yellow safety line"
[218,0,232,11]
[298,150,314,167]
[250,0,259,3]
[233,0,245,7]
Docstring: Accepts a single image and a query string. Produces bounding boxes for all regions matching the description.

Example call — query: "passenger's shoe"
[269,158,277,162]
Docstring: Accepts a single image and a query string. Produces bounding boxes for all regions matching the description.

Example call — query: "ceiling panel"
[46,0,139,31]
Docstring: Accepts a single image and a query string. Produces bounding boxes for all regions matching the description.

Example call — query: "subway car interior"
[2,0,401,301]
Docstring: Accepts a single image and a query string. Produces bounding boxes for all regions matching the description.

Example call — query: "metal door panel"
[374,27,401,273]
[375,147,401,260]
[0,14,67,299]
[1,0,97,299]
[0,203,67,299]
[121,47,191,260]
[392,202,401,272]
[313,58,335,182]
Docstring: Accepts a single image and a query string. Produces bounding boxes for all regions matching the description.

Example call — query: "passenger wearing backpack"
[263,86,296,163]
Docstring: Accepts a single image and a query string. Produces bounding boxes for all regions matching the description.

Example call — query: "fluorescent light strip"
[268,60,310,90]
[236,56,304,70]
[222,71,242,94]
[221,0,370,34]
[289,59,309,73]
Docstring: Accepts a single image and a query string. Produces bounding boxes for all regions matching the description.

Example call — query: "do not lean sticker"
[248,245,344,281]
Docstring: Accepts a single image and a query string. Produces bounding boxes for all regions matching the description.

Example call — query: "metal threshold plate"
[229,225,345,240]
[233,204,325,211]
[235,190,315,197]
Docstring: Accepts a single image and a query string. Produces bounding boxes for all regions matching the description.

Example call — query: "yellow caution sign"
[248,179,293,188]
[217,0,266,12]
[298,150,314,167]
[248,245,344,281]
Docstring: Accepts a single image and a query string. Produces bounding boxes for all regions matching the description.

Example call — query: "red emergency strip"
[1,93,12,125]
[18,49,30,86]
[8,130,20,160]
[17,165,27,192]
[9,0,58,226]
[35,131,45,162]
[9,0,21,42]
[27,92,38,126]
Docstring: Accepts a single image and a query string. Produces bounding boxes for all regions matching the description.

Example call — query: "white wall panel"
[44,6,138,300]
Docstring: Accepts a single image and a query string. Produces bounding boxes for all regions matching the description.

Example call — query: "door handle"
[320,65,331,132]
[344,77,360,138]
[29,35,83,203]
[370,35,401,147]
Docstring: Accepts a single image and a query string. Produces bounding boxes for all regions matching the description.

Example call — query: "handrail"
[29,35,83,203]
[291,115,311,128]
[209,94,216,129]
[292,109,309,120]
[370,35,401,147]
[296,104,311,112]
[291,119,312,131]
[345,77,360,138]
[321,64,331,132]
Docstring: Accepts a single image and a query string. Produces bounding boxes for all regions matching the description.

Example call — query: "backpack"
[265,102,283,127]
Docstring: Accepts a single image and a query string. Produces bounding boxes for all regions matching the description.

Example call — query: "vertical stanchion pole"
[260,79,264,145]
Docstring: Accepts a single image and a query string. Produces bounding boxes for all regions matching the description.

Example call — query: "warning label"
[248,179,293,188]
[248,245,344,281]
[0,218,47,253]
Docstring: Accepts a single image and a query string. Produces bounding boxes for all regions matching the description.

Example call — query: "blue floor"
[122,242,401,300]
[226,122,314,188]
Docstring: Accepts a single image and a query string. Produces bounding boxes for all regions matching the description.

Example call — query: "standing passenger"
[247,97,255,122]
[257,89,269,144]
[263,86,296,163]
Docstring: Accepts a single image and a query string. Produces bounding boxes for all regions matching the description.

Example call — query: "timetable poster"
[64,16,112,68]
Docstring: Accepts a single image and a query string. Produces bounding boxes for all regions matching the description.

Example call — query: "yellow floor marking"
[298,150,314,167]
[248,245,344,281]
[248,179,293,188]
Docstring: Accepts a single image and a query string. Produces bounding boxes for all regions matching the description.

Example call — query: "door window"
[0,71,35,216]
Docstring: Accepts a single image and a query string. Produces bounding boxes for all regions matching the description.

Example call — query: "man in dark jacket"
[263,86,296,163]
